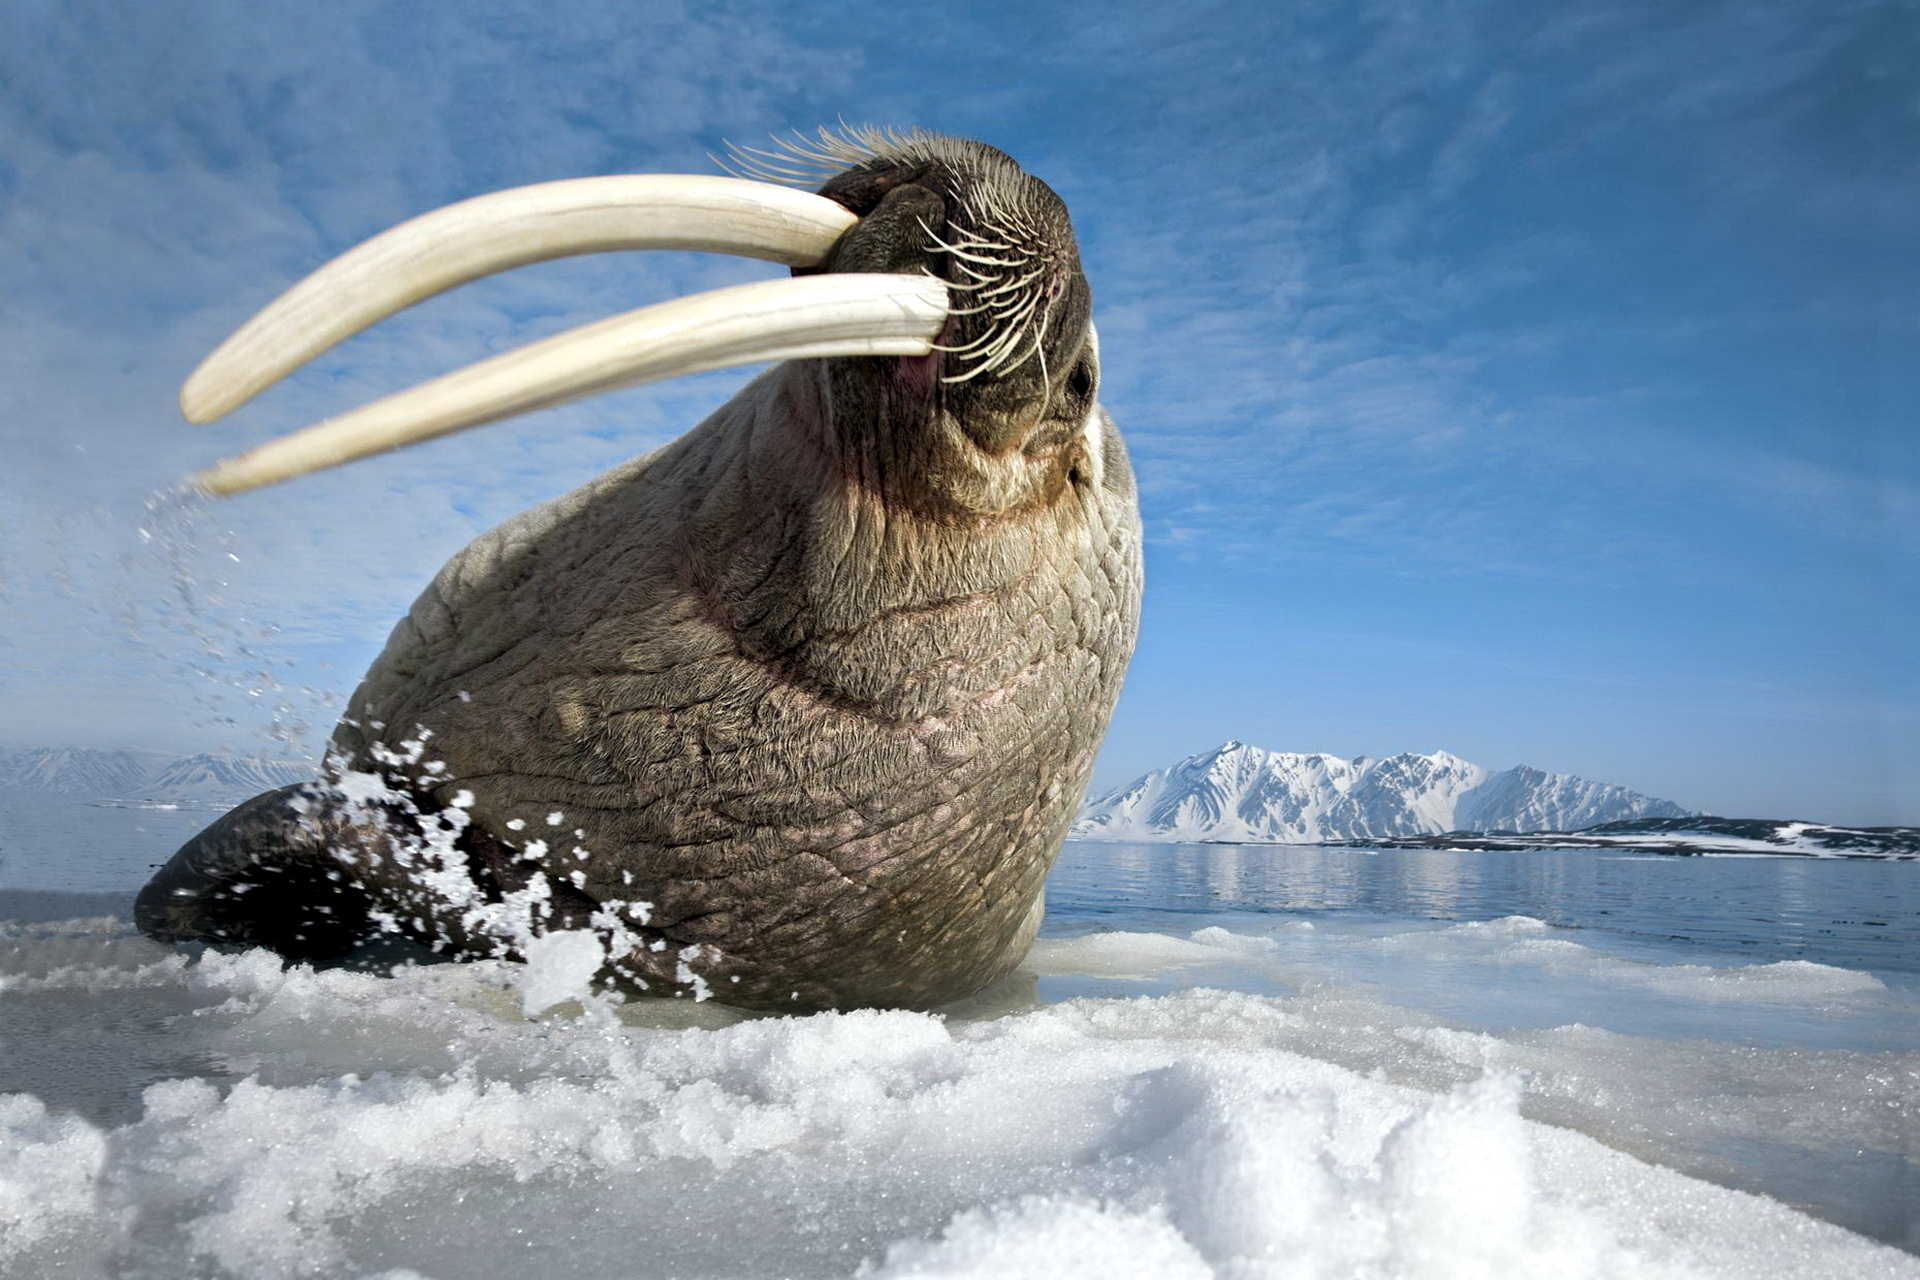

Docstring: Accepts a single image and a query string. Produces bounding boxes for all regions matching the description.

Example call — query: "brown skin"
[137,137,1142,1011]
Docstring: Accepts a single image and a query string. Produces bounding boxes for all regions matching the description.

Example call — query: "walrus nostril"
[820,183,948,278]
[812,164,942,219]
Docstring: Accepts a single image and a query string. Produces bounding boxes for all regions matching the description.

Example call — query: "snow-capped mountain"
[0,747,170,795]
[1073,741,1692,843]
[1452,764,1684,834]
[0,747,314,804]
[138,753,316,803]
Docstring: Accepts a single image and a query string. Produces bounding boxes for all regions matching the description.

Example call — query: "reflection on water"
[1045,840,1920,978]
[0,788,213,893]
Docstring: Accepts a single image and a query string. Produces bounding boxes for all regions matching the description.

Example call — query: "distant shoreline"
[1068,818,1920,860]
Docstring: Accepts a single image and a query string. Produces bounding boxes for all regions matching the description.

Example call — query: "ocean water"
[2,800,1918,1278]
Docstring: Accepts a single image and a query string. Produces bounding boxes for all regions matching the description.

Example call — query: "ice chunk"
[1026,931,1232,977]
[0,1094,114,1266]
[516,929,605,1017]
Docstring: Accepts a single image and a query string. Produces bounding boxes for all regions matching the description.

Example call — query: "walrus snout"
[799,140,1096,465]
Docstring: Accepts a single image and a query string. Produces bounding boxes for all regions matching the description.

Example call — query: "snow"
[2,911,1916,1279]
[1589,828,1889,858]
[866,1198,1212,1279]
[0,1095,115,1261]
[516,928,606,1016]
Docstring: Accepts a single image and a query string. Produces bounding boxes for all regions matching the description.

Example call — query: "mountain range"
[1072,741,1693,843]
[0,747,314,805]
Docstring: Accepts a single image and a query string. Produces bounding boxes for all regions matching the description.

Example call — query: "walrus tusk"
[190,272,950,495]
[180,175,862,424]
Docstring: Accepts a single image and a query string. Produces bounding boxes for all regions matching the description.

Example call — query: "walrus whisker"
[937,328,1016,355]
[1030,295,1063,403]
[921,225,1030,262]
[916,191,1066,386]
[717,129,894,184]
[937,329,1036,383]
[933,336,1000,360]
[190,272,950,495]
[938,302,1038,354]
[180,176,865,425]
[983,291,1044,341]
[930,243,1028,268]
[973,269,1049,300]
[718,124,956,189]
[939,228,1023,246]
[929,252,1022,278]
[936,262,998,287]
[943,262,1003,287]
[950,316,1032,364]
[712,152,834,185]
[950,255,1028,275]
[976,316,1045,378]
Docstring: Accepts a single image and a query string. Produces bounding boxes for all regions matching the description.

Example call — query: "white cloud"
[0,0,867,749]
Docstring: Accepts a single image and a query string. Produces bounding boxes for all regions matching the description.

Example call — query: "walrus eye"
[1065,359,1095,407]
[180,175,951,495]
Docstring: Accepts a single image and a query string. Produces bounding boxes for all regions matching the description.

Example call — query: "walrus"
[136,128,1142,1012]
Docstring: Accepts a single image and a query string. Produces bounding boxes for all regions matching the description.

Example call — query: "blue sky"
[1,0,1914,823]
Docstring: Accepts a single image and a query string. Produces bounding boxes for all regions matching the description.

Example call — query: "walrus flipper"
[134,783,380,961]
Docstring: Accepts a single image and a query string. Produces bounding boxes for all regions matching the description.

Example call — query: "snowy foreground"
[4,908,1917,1279]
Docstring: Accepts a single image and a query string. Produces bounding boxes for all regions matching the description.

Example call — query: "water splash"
[122,486,333,761]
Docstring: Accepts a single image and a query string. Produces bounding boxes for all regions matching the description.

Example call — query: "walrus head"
[181,127,1096,521]
[788,133,1099,518]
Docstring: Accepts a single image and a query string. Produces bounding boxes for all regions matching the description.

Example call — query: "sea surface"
[3,797,1917,1278]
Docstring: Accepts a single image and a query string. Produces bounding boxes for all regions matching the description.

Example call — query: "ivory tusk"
[181,175,860,424]
[190,272,948,496]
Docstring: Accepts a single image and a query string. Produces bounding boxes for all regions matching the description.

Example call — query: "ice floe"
[3,910,1917,1278]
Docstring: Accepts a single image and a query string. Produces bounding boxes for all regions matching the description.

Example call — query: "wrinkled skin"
[138,138,1142,1011]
